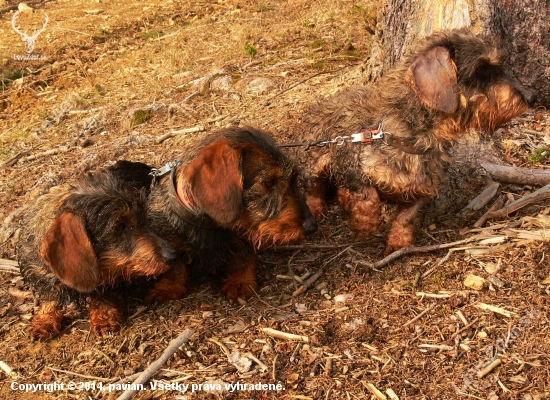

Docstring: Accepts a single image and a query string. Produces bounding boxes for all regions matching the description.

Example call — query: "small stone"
[333,293,353,303]
[464,274,485,290]
[246,77,276,93]
[210,75,233,91]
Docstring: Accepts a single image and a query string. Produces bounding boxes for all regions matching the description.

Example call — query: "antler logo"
[11,11,49,54]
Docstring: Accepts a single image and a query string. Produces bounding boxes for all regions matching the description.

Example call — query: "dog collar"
[166,165,217,229]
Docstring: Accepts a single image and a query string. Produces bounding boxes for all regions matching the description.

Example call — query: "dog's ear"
[40,211,99,293]
[184,140,243,226]
[406,46,460,113]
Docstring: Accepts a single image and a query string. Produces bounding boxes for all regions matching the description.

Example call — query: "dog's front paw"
[385,222,415,255]
[89,303,124,336]
[146,278,187,303]
[221,275,258,301]
[307,196,327,221]
[384,240,414,255]
[27,303,65,339]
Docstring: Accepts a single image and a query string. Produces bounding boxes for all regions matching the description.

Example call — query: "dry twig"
[367,237,480,270]
[17,146,69,164]
[483,183,550,221]
[401,304,438,328]
[477,358,502,378]
[260,328,309,343]
[156,125,205,144]
[117,329,194,400]
[208,338,231,358]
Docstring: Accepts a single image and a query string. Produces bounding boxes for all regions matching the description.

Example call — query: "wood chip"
[477,358,501,378]
[260,327,309,342]
[464,275,486,290]
[386,388,400,400]
[363,382,387,400]
[474,303,517,318]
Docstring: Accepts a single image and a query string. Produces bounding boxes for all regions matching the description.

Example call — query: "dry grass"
[1,0,550,399]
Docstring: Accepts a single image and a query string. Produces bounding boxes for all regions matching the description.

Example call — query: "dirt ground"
[0,0,549,399]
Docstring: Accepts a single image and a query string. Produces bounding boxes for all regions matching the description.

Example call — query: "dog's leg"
[27,301,65,339]
[306,155,331,221]
[89,296,125,335]
[307,174,330,221]
[221,253,258,300]
[338,186,381,239]
[145,259,188,303]
[385,197,430,255]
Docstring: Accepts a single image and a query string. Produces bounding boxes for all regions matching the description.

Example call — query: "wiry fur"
[292,28,536,254]
[18,162,177,339]
[146,126,317,302]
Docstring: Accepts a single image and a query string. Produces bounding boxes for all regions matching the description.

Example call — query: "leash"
[279,124,426,155]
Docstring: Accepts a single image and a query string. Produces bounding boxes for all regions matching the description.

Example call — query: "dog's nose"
[161,245,179,262]
[525,90,537,107]
[302,217,318,235]
[156,238,178,262]
[520,86,537,107]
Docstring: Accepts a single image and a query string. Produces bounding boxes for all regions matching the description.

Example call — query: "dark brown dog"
[292,28,536,254]
[18,161,177,339]
[145,126,317,302]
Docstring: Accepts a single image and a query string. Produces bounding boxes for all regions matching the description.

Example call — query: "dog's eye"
[263,179,276,189]
[114,221,127,232]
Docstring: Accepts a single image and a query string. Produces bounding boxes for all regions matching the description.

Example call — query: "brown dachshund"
[145,126,317,302]
[292,28,536,254]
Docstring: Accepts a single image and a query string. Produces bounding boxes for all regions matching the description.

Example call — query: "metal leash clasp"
[351,123,387,144]
[331,136,350,146]
[150,159,181,178]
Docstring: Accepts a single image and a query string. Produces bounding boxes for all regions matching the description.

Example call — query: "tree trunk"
[366,0,549,106]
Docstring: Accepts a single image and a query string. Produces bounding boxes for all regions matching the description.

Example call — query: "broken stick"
[156,125,205,144]
[473,195,506,228]
[366,237,480,270]
[117,329,194,400]
[260,327,309,343]
[483,182,550,221]
[0,259,20,274]
[19,146,69,163]
[482,163,550,186]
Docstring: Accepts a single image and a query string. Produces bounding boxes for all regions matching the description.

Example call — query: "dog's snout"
[302,217,318,235]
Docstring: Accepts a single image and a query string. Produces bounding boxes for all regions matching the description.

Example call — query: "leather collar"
[382,133,426,155]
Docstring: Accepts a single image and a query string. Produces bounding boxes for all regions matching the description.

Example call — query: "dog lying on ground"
[145,126,317,302]
[18,161,178,339]
[292,28,537,254]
